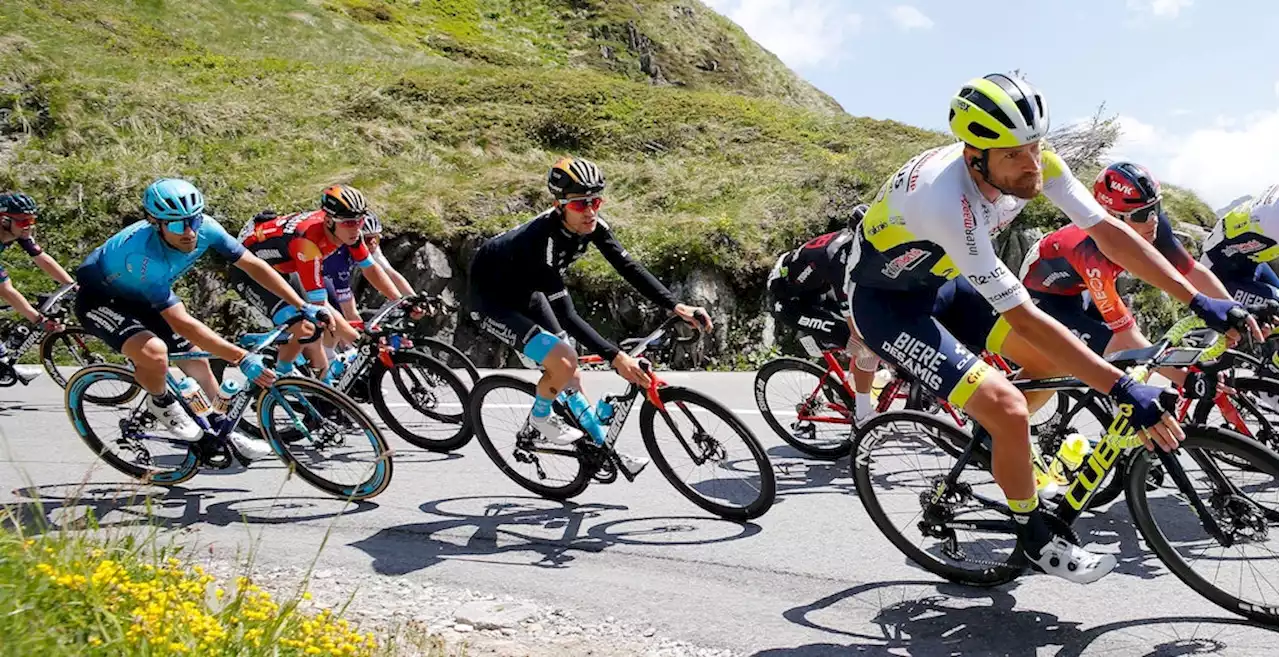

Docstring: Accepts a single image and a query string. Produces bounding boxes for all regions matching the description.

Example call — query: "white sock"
[855,392,873,420]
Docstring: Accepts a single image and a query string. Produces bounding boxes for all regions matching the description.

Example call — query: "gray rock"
[453,622,474,633]
[453,600,540,630]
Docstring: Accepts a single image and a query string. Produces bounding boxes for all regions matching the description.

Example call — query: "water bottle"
[213,378,243,415]
[176,377,212,419]
[565,392,606,446]
[1047,433,1092,486]
[595,397,616,424]
[325,348,355,383]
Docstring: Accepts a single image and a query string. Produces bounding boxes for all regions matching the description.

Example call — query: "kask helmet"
[949,73,1050,150]
[321,184,368,219]
[846,204,870,234]
[143,179,204,220]
[547,157,605,199]
[1093,162,1161,218]
[0,191,38,218]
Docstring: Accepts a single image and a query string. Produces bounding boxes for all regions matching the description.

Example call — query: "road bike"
[851,339,1278,624]
[64,316,393,500]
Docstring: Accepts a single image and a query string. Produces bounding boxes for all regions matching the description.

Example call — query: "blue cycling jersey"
[78,218,246,309]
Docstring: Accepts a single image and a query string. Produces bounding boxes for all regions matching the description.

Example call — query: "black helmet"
[321,184,368,219]
[0,191,38,218]
[547,157,605,199]
[846,204,869,234]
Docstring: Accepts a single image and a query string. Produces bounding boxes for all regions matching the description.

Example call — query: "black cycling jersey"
[769,230,854,307]
[470,208,678,360]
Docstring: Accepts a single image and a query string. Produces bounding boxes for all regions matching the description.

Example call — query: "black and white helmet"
[547,157,606,199]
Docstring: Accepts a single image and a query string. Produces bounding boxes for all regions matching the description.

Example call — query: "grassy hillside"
[0,0,938,296]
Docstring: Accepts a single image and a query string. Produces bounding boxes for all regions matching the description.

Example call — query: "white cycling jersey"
[1200,184,1280,273]
[844,142,1106,313]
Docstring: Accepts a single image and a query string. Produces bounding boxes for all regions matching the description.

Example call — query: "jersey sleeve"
[913,192,1029,313]
[16,237,43,257]
[348,237,376,269]
[1152,212,1195,275]
[592,221,679,310]
[289,236,328,302]
[1041,151,1106,230]
[201,217,247,262]
[1071,243,1134,332]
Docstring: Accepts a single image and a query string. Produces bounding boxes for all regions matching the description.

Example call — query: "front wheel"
[468,374,592,500]
[753,357,852,460]
[369,351,472,451]
[640,386,776,520]
[1126,426,1278,625]
[257,376,393,500]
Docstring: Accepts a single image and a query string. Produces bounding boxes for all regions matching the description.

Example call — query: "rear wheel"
[469,374,592,500]
[43,328,137,404]
[413,338,480,387]
[369,351,472,451]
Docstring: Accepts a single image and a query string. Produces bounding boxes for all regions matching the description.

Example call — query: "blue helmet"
[143,178,204,220]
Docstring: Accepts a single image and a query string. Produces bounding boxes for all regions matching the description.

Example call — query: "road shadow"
[4,482,378,533]
[349,494,762,575]
[770,579,1270,656]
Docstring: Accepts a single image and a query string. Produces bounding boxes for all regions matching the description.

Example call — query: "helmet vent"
[960,88,1015,130]
[967,122,999,140]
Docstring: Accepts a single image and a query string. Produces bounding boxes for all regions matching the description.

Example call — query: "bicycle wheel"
[369,351,472,451]
[63,365,198,485]
[413,338,480,387]
[753,357,852,460]
[1126,426,1278,625]
[852,410,1021,586]
[256,376,393,500]
[42,328,138,404]
[468,374,592,500]
[1192,376,1278,455]
[640,386,776,520]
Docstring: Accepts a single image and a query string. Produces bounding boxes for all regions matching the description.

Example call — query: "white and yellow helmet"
[949,73,1050,149]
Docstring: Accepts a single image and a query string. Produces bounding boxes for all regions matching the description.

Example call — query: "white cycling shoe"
[530,413,584,446]
[1025,536,1117,584]
[145,396,202,442]
[229,430,275,462]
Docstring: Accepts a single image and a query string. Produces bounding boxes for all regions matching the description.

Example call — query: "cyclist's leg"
[135,308,221,396]
[75,291,169,395]
[228,268,317,373]
[986,292,1104,413]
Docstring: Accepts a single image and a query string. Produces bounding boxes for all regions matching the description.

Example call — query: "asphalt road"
[1,369,1275,656]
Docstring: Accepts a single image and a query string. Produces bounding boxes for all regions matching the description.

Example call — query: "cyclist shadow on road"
[4,482,378,534]
[348,494,762,576]
[769,578,1265,656]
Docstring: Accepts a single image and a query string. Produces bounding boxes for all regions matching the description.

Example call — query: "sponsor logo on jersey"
[795,264,815,284]
[1222,239,1268,257]
[798,315,835,332]
[881,248,930,279]
[961,197,979,256]
[1085,267,1114,314]
[967,265,1008,287]
[254,248,283,260]
[1041,270,1072,287]
[881,332,946,392]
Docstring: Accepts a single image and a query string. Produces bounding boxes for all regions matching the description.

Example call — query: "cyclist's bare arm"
[0,280,40,322]
[360,260,402,302]
[372,247,414,296]
[32,252,74,285]
[160,303,249,365]
[1186,260,1232,300]
[1001,302,1124,393]
[233,251,310,309]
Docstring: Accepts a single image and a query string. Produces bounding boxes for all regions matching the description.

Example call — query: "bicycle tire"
[369,350,473,451]
[256,376,393,500]
[852,410,1021,586]
[413,337,480,387]
[63,364,198,485]
[1191,376,1278,454]
[753,357,853,460]
[468,374,592,500]
[42,328,139,404]
[641,386,776,520]
[1126,425,1278,625]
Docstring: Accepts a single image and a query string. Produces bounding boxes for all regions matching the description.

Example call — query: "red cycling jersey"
[240,210,372,301]
[1021,215,1194,332]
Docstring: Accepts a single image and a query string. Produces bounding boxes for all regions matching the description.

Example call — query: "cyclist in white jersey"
[845,73,1254,584]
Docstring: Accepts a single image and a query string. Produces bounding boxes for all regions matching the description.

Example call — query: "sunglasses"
[1113,199,1161,224]
[2,213,36,228]
[328,212,366,228]
[162,213,204,234]
[559,196,603,213]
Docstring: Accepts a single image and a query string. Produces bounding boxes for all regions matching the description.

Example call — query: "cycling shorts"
[1028,290,1112,355]
[1212,262,1280,308]
[851,278,1000,408]
[73,280,192,354]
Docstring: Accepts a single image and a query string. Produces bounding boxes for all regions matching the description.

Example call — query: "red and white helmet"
[1093,162,1161,220]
